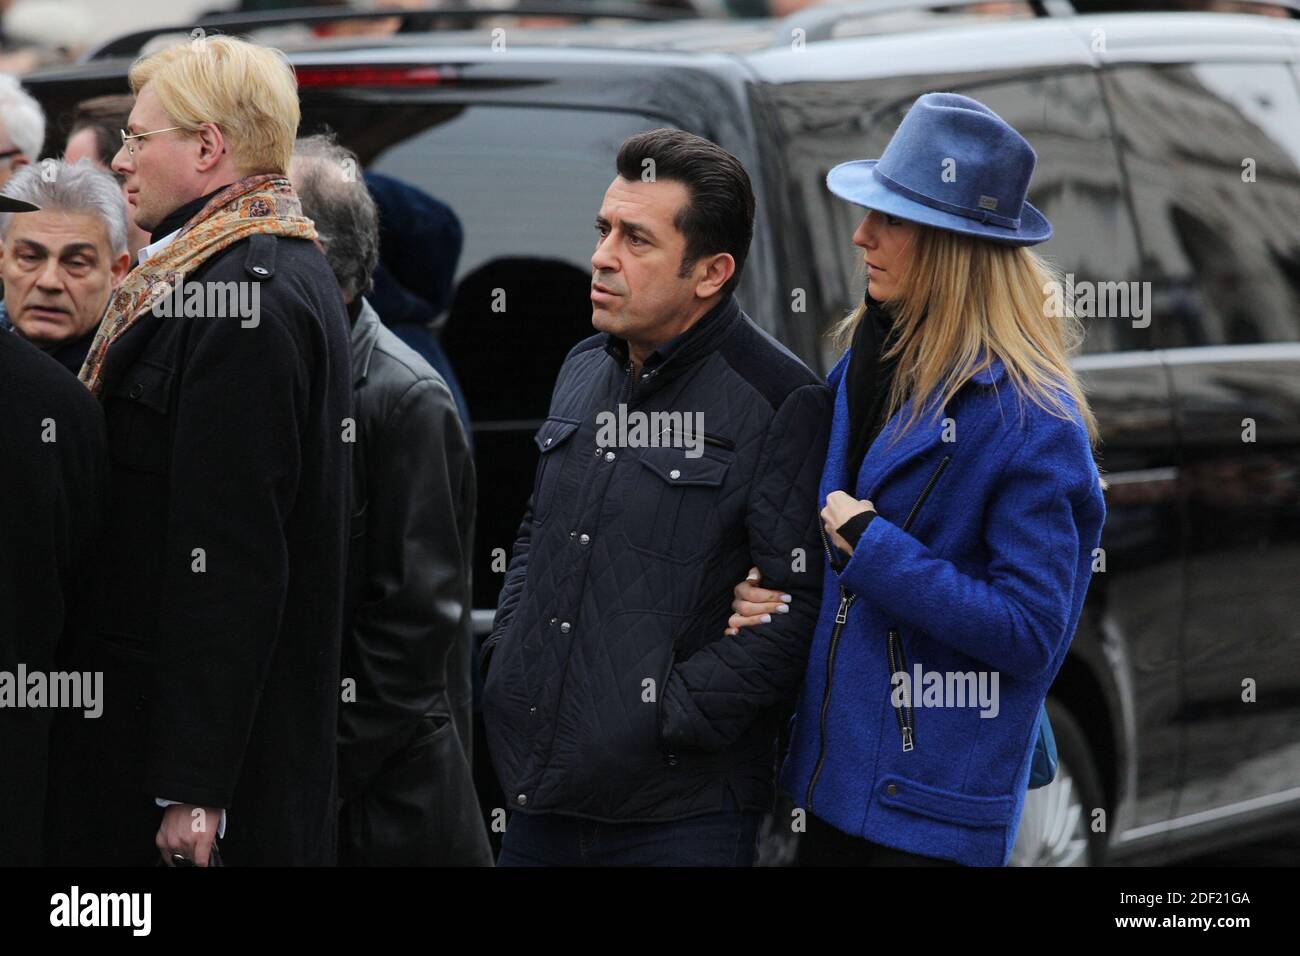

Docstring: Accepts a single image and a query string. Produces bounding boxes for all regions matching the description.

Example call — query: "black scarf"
[844,289,901,485]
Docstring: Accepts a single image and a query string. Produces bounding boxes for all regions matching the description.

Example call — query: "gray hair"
[289,133,378,302]
[0,159,129,256]
[0,74,46,161]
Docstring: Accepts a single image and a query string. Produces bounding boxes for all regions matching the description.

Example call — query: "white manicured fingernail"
[780,594,792,602]
[776,604,789,614]
[760,614,771,623]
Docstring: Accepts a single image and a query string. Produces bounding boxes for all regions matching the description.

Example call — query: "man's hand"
[156,804,222,866]
[821,490,874,556]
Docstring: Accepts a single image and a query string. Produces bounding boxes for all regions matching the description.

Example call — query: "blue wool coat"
[779,349,1106,866]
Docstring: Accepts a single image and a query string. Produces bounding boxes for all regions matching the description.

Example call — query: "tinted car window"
[768,70,1145,364]
[299,102,673,609]
[1103,63,1300,346]
[893,73,1147,355]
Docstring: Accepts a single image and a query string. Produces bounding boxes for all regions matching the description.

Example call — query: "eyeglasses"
[120,126,183,157]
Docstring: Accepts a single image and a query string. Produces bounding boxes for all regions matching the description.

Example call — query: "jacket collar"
[823,349,1007,502]
[351,297,382,387]
[971,354,1007,386]
[602,293,740,382]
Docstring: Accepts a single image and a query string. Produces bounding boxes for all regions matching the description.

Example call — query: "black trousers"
[797,811,962,867]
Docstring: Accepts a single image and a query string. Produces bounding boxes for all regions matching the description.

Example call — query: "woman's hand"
[724,566,792,636]
[821,490,875,556]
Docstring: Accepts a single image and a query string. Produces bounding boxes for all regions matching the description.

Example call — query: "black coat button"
[129,383,144,399]
[886,784,898,796]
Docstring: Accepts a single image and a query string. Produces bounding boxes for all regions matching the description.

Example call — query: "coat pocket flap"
[878,774,1015,827]
[107,359,174,414]
[637,446,731,487]
[534,418,580,453]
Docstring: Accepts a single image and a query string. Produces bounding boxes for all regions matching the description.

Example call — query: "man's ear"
[110,250,130,286]
[194,122,226,173]
[694,251,735,300]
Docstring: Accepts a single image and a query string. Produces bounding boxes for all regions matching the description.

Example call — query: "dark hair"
[68,94,134,183]
[615,129,754,300]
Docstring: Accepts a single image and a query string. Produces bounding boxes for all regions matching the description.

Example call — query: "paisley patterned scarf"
[79,173,317,397]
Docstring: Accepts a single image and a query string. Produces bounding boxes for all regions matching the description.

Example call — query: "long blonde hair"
[831,224,1102,460]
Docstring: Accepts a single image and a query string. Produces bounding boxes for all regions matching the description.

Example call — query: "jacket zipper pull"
[901,725,914,753]
[835,593,850,624]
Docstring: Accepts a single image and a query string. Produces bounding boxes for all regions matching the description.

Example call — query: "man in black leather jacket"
[291,135,491,866]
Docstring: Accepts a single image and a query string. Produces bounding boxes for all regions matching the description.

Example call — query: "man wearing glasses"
[46,36,352,867]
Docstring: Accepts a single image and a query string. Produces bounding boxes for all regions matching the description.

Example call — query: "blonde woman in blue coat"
[727,93,1107,866]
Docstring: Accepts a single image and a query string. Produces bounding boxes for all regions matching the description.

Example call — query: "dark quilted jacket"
[481,294,831,822]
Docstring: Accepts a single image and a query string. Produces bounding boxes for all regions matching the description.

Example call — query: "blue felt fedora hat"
[827,92,1052,246]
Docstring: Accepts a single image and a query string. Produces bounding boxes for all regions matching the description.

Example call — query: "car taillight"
[294,65,456,88]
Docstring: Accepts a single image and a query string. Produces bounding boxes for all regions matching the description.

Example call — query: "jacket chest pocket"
[105,360,175,475]
[532,417,580,526]
[622,445,734,562]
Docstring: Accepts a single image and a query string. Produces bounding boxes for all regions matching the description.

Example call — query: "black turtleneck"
[149,185,230,244]
[836,290,902,550]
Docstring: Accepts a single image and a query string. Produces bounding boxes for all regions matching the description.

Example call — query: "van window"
[770,70,1145,361]
[299,102,673,609]
[300,103,676,423]
[953,73,1147,355]
[1104,63,1300,346]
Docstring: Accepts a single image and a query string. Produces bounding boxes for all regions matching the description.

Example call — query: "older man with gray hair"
[0,158,130,374]
[0,74,44,189]
[289,133,490,866]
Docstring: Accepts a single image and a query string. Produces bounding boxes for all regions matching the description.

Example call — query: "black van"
[24,0,1300,865]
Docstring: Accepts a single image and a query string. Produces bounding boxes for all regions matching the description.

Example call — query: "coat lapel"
[819,352,853,505]
[824,349,1008,503]
[854,399,947,500]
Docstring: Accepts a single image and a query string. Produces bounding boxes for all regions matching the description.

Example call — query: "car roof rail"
[774,0,1067,45]
[776,0,1297,45]
[79,1,702,62]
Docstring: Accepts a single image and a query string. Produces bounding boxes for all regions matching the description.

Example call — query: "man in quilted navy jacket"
[481,129,831,866]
